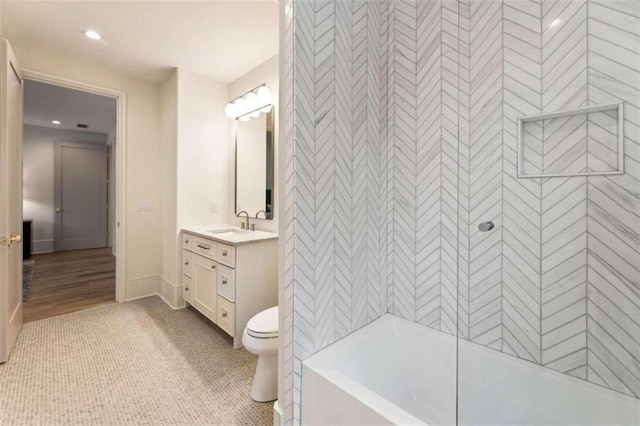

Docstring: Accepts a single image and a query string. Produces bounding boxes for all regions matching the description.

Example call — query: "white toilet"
[243,306,279,402]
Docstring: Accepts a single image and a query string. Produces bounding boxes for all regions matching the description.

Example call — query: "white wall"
[160,69,179,298]
[157,69,229,294]
[228,55,279,232]
[23,125,107,253]
[176,69,229,230]
[14,45,164,293]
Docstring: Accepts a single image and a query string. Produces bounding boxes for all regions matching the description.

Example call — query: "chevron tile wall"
[459,0,639,397]
[585,0,640,398]
[282,0,640,422]
[501,0,542,362]
[390,0,639,398]
[281,1,388,423]
[467,0,638,398]
[387,0,459,335]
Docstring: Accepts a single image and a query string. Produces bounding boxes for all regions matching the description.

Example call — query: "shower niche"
[517,102,624,178]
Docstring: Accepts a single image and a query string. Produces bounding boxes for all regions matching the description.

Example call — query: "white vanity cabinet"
[181,228,278,349]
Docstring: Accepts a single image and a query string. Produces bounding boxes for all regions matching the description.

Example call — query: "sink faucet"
[236,210,250,230]
[255,210,267,219]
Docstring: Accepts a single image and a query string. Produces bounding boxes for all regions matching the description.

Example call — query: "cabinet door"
[191,253,217,323]
[182,275,193,304]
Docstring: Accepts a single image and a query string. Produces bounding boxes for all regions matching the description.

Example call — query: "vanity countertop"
[181,225,278,246]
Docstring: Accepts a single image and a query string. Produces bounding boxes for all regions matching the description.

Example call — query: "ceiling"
[24,79,117,134]
[1,0,280,84]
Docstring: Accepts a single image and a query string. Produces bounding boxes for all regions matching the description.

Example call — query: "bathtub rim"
[302,313,456,425]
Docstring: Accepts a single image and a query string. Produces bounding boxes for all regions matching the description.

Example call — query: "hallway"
[23,248,115,323]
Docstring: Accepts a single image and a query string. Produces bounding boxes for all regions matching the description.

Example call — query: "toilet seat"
[247,306,278,339]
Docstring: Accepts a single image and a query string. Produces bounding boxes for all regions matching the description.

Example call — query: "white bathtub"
[301,314,640,425]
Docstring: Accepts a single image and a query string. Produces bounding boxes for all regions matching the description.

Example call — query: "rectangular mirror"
[235,110,274,219]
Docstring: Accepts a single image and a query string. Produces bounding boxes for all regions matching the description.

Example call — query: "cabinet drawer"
[182,275,193,304]
[182,250,192,277]
[193,236,217,261]
[217,264,236,302]
[217,296,235,337]
[182,233,193,251]
[217,243,235,268]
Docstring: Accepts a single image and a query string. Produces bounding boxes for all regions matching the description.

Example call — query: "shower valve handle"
[478,221,495,232]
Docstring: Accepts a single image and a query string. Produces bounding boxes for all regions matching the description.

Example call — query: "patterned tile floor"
[0,297,272,425]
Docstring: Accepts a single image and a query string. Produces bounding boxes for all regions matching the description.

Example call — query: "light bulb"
[234,98,246,116]
[224,103,237,118]
[256,86,271,105]
[244,92,258,110]
[83,30,102,40]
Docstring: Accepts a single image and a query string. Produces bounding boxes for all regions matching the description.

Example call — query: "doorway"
[21,77,122,322]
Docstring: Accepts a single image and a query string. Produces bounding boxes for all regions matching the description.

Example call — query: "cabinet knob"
[222,250,227,257]
[222,279,228,285]
[211,265,216,269]
[222,312,228,318]
[184,260,189,265]
[185,287,189,291]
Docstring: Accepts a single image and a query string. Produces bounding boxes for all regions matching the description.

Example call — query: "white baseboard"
[125,275,160,301]
[159,277,185,310]
[32,239,54,254]
[273,400,283,426]
[125,275,185,310]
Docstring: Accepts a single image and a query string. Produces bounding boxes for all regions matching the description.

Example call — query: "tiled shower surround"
[281,0,640,423]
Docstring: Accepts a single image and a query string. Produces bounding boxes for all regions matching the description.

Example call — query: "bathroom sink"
[207,228,251,235]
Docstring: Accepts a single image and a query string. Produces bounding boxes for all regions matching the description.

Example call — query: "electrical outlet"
[210,200,218,213]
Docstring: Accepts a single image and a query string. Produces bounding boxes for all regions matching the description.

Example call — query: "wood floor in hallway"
[23,248,115,323]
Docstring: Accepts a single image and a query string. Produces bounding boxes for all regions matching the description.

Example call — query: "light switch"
[136,200,152,211]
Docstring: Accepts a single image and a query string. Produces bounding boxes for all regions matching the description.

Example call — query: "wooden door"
[53,141,107,251]
[0,39,23,363]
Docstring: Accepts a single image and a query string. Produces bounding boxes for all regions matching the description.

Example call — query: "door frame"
[23,69,127,303]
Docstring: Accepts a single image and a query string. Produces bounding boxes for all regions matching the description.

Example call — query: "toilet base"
[251,352,278,402]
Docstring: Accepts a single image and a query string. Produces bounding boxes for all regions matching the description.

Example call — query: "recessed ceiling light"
[52,120,61,125]
[83,30,101,40]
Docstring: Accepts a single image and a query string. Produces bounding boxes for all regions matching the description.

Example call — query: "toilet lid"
[247,306,278,337]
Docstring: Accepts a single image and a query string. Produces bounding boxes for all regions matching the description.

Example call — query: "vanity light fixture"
[225,84,272,120]
[83,30,102,40]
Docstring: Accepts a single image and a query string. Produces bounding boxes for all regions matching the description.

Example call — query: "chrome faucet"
[236,210,250,230]
[255,210,267,219]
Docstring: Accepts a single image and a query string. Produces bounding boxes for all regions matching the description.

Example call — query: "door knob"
[10,234,22,243]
